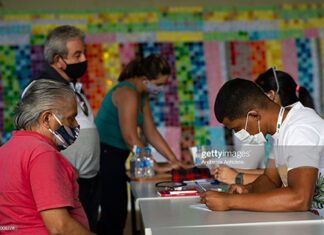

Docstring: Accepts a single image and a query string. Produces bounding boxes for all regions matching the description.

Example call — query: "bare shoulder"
[113,85,138,107]
[114,85,137,98]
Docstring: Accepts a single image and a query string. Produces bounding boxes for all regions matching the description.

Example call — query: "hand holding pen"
[195,181,207,192]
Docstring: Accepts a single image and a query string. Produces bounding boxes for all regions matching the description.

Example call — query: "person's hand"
[213,167,238,184]
[171,160,191,169]
[200,191,231,211]
[227,184,251,194]
[154,162,174,174]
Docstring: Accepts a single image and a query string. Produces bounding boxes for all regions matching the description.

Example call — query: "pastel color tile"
[86,43,106,115]
[250,41,267,80]
[174,42,195,127]
[119,43,136,69]
[310,38,321,114]
[229,41,253,80]
[159,42,179,127]
[210,126,226,146]
[14,45,31,94]
[296,38,314,98]
[85,33,116,44]
[281,39,299,83]
[157,32,203,42]
[203,42,223,127]
[0,45,19,132]
[165,127,181,159]
[102,42,121,91]
[188,42,209,127]
[265,40,283,70]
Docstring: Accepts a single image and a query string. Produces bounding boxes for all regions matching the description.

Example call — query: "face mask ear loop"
[271,66,279,96]
[52,113,63,126]
[244,111,252,130]
[258,120,261,132]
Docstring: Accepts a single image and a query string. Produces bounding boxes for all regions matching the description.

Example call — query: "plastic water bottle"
[195,145,203,166]
[135,148,144,178]
[144,146,155,177]
[130,145,137,178]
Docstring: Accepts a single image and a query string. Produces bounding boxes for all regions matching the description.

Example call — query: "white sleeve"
[283,126,322,170]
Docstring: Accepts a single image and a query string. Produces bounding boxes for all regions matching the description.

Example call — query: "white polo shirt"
[268,102,324,216]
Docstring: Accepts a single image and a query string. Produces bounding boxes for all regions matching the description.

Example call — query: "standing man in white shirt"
[24,25,100,232]
[201,78,324,216]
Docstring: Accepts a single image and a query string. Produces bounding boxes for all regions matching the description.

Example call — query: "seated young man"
[201,78,324,215]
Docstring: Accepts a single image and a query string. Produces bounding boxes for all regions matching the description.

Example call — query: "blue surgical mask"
[48,113,80,151]
[143,80,164,95]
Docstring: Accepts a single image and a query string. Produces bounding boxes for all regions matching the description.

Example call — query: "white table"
[129,180,202,234]
[150,223,324,235]
[130,181,201,207]
[139,197,324,235]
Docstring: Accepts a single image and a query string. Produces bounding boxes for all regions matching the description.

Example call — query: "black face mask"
[62,58,88,80]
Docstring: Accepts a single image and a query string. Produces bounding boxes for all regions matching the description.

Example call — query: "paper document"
[189,203,212,212]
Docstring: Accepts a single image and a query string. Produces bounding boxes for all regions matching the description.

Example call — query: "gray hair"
[44,25,85,64]
[15,79,76,130]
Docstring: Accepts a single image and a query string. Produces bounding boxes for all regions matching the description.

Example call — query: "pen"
[195,181,206,192]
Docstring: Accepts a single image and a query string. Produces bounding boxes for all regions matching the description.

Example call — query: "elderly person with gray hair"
[23,25,100,232]
[0,79,95,235]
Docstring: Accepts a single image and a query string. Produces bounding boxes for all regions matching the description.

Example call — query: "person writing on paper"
[201,78,324,214]
[0,80,94,235]
[95,53,188,235]
[213,68,315,185]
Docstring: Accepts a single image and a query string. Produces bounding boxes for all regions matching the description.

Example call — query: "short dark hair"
[256,69,314,109]
[214,78,270,123]
[118,53,171,81]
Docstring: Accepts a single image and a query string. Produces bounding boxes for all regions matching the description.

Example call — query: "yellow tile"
[4,14,31,20]
[253,11,276,20]
[157,32,203,42]
[282,4,293,10]
[265,40,282,70]
[234,12,249,21]
[168,6,202,13]
[102,43,121,90]
[296,4,307,10]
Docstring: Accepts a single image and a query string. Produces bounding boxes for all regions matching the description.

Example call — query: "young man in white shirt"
[201,78,324,215]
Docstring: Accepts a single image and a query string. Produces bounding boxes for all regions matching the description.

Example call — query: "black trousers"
[78,174,100,233]
[98,143,130,235]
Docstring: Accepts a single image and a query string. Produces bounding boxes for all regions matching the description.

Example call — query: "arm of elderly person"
[201,165,318,211]
[41,208,95,235]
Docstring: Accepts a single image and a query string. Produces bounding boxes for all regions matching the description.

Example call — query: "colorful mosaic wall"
[1,4,324,161]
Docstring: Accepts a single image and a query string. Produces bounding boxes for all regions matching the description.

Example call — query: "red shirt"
[0,131,89,234]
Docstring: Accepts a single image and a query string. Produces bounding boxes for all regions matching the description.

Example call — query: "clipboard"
[157,188,200,197]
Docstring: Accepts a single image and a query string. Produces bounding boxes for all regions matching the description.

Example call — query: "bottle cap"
[136,148,142,153]
[132,145,137,153]
[144,146,151,152]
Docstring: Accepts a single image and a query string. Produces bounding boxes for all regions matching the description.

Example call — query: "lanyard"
[276,106,285,135]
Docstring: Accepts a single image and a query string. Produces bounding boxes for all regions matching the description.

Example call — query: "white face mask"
[234,111,267,145]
